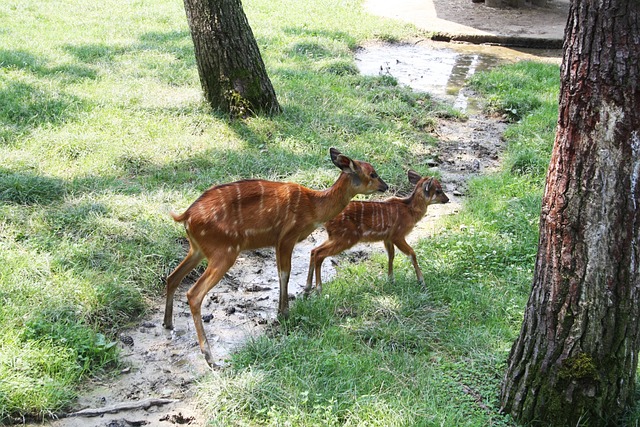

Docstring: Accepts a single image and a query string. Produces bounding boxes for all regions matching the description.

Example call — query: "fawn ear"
[330,148,359,174]
[407,170,422,185]
[423,177,434,194]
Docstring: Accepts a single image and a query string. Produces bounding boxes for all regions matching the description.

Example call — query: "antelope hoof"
[203,348,217,368]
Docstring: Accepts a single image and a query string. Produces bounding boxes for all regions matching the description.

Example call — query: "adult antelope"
[164,148,388,366]
[305,171,449,294]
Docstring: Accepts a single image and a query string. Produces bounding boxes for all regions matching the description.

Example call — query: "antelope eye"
[371,173,378,179]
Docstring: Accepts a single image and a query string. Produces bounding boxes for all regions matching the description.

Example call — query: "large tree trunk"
[183,0,280,117]
[500,0,640,425]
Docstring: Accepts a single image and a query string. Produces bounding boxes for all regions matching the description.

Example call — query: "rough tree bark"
[183,0,280,117]
[500,0,640,426]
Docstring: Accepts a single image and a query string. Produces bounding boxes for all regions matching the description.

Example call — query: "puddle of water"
[355,40,561,111]
[356,43,498,111]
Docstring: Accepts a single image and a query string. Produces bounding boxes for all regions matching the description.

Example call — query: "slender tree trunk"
[500,0,640,425]
[183,0,280,117]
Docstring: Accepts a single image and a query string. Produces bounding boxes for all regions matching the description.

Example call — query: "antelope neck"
[315,172,359,220]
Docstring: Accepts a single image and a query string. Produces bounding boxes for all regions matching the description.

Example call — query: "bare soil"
[26,3,565,425]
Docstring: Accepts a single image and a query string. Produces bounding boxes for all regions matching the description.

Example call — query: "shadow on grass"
[0,49,98,82]
[0,78,89,144]
[0,167,67,205]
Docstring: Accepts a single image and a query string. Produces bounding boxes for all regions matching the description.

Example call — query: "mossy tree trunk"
[183,0,280,117]
[500,0,640,425]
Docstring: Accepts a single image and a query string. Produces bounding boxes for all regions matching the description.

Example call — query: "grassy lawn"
[3,0,632,425]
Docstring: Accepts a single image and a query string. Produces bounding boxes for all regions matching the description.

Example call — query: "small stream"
[355,40,561,111]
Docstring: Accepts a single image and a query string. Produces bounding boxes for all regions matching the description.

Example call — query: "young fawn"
[164,148,388,367]
[305,170,449,294]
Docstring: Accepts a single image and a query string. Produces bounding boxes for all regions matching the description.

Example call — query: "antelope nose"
[378,179,389,192]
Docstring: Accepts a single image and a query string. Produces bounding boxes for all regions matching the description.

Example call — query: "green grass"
[6,0,631,425]
[194,62,564,426]
[0,0,440,421]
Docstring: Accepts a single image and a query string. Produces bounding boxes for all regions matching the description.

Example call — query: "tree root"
[66,397,179,417]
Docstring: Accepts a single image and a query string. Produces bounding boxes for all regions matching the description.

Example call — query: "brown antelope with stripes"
[305,171,449,295]
[164,148,388,367]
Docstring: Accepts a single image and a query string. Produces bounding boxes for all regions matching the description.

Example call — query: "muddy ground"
[27,13,565,427]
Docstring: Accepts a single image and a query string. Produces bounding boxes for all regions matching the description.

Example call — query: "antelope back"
[181,180,311,248]
[175,148,388,255]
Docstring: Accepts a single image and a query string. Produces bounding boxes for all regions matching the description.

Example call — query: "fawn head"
[330,148,388,194]
[408,170,449,205]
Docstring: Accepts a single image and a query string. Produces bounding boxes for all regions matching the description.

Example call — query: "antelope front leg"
[276,240,296,317]
[304,249,316,297]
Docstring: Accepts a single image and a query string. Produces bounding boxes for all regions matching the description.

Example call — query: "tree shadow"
[0,167,66,205]
[0,49,98,81]
[0,79,89,144]
[138,30,195,64]
[0,50,95,144]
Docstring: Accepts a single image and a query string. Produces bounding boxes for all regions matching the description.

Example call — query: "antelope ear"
[407,170,422,185]
[331,148,358,174]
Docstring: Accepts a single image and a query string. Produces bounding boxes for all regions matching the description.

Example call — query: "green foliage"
[469,61,559,181]
[21,307,118,370]
[468,61,559,122]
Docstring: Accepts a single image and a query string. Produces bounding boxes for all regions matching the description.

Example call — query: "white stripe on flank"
[258,181,265,216]
[234,184,243,224]
[219,199,227,221]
